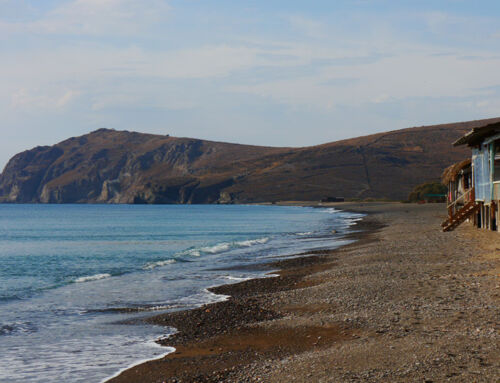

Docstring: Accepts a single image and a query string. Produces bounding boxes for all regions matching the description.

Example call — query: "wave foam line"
[100,344,175,383]
[223,275,252,282]
[200,242,231,254]
[236,237,269,247]
[143,259,176,270]
[321,207,339,214]
[75,273,111,283]
[181,237,270,258]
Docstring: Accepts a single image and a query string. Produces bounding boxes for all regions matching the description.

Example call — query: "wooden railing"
[447,187,475,221]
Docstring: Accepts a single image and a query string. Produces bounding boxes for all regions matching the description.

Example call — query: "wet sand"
[107,203,499,383]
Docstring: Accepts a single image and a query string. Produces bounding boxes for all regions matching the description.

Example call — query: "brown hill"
[1,118,497,204]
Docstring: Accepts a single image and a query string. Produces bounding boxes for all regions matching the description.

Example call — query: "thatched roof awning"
[441,158,471,185]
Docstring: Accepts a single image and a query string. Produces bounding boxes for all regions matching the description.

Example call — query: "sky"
[2,1,500,170]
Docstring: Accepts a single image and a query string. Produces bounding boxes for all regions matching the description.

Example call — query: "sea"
[0,204,363,382]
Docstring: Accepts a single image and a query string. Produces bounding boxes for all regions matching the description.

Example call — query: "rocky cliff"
[1,118,497,203]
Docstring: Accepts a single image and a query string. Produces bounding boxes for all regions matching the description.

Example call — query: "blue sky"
[2,1,500,169]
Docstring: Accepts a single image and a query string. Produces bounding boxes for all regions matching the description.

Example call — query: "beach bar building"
[442,122,500,232]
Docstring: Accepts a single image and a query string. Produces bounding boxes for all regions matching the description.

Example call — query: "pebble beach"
[108,203,500,383]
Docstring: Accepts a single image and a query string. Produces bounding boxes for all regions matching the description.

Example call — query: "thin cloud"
[287,15,326,38]
[10,87,80,110]
[0,0,170,36]
[2,2,500,170]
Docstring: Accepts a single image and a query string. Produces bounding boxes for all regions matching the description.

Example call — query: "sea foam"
[75,273,111,283]
[100,342,175,383]
[321,207,339,214]
[222,275,252,282]
[201,242,232,254]
[0,321,37,336]
[187,237,270,257]
[142,259,176,270]
[236,237,269,247]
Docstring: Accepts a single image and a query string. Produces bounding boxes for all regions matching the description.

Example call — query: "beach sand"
[107,202,499,382]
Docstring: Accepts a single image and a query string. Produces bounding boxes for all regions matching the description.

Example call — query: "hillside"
[1,118,497,204]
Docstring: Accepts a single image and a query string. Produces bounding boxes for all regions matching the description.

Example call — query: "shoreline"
[107,202,499,382]
[106,204,379,383]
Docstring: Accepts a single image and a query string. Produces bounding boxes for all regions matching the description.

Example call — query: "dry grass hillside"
[1,118,498,203]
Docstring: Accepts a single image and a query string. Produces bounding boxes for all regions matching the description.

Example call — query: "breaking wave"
[237,237,269,247]
[75,273,111,283]
[178,237,270,258]
[201,242,232,254]
[321,208,339,214]
[142,259,176,270]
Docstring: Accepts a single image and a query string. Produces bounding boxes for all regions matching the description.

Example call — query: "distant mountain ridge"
[1,118,498,204]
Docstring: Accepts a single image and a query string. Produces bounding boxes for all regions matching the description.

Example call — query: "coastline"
[107,202,500,382]
[105,204,378,382]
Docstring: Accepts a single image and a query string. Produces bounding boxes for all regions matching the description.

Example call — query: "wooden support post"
[491,202,497,231]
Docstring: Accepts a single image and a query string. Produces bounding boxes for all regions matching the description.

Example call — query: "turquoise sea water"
[0,204,362,382]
